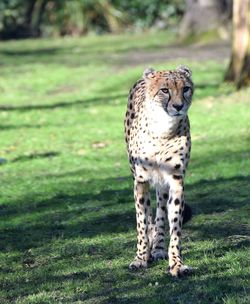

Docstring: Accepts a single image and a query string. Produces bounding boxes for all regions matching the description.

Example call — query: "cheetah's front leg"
[129,180,152,270]
[167,176,192,277]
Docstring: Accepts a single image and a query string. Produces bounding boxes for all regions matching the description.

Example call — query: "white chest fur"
[145,101,179,136]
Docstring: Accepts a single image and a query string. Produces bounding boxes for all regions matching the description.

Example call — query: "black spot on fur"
[139,197,144,204]
[163,193,168,199]
[174,199,180,205]
[155,246,164,250]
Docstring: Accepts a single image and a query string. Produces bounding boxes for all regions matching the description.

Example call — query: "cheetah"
[124,66,193,277]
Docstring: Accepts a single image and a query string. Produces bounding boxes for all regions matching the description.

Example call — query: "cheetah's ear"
[177,65,192,78]
[143,67,155,79]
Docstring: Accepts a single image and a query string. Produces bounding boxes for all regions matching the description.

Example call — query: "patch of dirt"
[112,42,230,67]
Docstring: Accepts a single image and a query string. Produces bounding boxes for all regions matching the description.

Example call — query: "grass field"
[0,31,249,304]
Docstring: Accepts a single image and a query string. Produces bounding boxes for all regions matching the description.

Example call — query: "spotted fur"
[124,66,193,277]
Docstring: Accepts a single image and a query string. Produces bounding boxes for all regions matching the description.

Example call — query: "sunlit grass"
[0,31,249,303]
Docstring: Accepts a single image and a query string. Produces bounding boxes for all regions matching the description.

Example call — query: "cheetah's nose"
[172,103,184,111]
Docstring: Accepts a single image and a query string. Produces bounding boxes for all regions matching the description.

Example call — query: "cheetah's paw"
[168,264,192,278]
[129,258,147,271]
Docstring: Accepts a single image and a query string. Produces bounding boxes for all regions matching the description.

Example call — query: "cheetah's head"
[143,66,193,117]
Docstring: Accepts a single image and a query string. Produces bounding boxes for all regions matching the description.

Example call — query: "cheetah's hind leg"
[149,187,169,262]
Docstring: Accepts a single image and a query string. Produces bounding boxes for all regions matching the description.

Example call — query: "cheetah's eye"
[183,86,191,93]
[161,88,169,94]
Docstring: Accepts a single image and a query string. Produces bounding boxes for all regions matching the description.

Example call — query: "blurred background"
[0,0,249,87]
[0,0,232,39]
[0,1,250,303]
[1,0,187,38]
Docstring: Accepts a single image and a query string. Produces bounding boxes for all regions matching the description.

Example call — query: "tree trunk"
[224,0,249,82]
[22,0,37,37]
[237,3,250,88]
[179,0,232,39]
[30,0,48,37]
[25,0,36,27]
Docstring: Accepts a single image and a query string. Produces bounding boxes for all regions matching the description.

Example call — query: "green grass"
[0,31,249,304]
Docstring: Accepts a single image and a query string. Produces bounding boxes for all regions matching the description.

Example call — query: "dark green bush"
[112,0,185,30]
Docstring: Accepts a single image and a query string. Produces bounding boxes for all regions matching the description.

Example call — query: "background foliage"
[0,0,185,39]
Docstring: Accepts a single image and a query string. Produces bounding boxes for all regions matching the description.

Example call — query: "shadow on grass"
[0,40,170,71]
[12,151,60,162]
[77,273,249,304]
[1,174,249,252]
[0,93,126,112]
[0,47,61,57]
[0,124,52,130]
[1,173,249,303]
